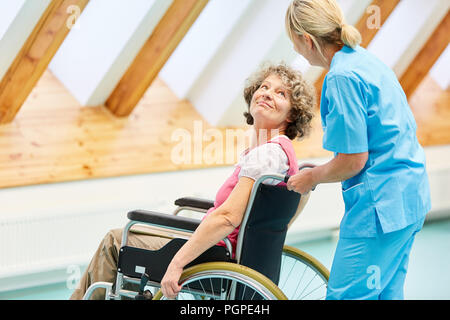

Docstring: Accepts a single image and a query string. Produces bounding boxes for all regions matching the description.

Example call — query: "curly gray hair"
[243,63,316,140]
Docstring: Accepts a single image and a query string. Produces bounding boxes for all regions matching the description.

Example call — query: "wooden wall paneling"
[0,68,331,189]
[0,0,90,124]
[409,75,450,147]
[0,70,207,188]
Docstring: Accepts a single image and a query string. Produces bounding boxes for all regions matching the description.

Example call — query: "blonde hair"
[285,0,361,60]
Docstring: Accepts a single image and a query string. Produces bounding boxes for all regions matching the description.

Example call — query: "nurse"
[285,0,431,300]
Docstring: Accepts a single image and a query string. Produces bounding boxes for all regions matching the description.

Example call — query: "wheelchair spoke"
[296,273,317,300]
[226,281,234,300]
[298,263,308,284]
[220,277,227,300]
[183,284,195,300]
[240,284,247,300]
[280,259,296,289]
[198,279,207,297]
[209,278,214,297]
[279,248,329,300]
[292,264,308,298]
[298,282,326,300]
[152,250,328,300]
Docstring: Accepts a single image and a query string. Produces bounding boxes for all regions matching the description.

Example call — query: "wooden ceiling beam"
[0,0,89,124]
[313,0,400,101]
[105,0,209,117]
[354,0,401,48]
[399,10,450,98]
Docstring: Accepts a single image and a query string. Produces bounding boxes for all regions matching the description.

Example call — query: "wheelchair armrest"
[174,197,214,210]
[127,209,201,233]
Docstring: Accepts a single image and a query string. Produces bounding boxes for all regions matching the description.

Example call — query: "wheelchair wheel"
[278,245,330,300]
[153,262,287,300]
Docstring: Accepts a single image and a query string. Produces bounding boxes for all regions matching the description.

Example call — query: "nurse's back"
[329,46,422,166]
[285,0,431,299]
[324,45,431,233]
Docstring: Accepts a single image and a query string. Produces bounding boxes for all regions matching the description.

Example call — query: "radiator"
[0,209,128,278]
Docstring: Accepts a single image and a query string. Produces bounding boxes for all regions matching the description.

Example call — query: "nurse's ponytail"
[340,23,362,49]
[286,0,362,55]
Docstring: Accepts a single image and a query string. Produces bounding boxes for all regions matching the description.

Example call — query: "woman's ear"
[284,116,293,127]
[303,34,314,50]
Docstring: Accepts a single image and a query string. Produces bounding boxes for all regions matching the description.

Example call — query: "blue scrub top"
[320,45,431,238]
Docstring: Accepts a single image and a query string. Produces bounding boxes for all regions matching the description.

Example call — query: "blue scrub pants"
[326,217,425,300]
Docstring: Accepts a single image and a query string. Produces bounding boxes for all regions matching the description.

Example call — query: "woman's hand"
[160,177,254,299]
[160,261,183,299]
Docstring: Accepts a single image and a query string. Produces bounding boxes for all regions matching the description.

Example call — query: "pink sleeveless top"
[202,136,299,257]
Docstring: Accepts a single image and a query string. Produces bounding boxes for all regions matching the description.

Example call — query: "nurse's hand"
[287,166,317,194]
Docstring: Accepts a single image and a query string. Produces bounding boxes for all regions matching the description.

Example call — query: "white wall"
[49,0,173,106]
[185,0,293,126]
[159,0,253,100]
[0,0,50,81]
[430,44,450,90]
[0,145,449,291]
[160,0,450,127]
[0,0,25,41]
[160,0,372,127]
[367,0,450,77]
[215,0,372,127]
[216,31,300,127]
[0,0,449,293]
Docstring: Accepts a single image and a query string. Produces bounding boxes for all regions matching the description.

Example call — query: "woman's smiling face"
[249,74,292,132]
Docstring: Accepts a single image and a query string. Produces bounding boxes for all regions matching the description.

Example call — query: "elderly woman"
[70,63,315,300]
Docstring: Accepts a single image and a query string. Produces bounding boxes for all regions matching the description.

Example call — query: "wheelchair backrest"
[236,183,301,285]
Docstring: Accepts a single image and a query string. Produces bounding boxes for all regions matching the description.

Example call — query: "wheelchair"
[82,173,330,300]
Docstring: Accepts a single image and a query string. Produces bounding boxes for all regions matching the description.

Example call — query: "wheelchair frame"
[83,173,328,300]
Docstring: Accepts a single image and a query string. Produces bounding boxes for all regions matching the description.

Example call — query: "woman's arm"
[161,177,255,298]
[287,152,368,194]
